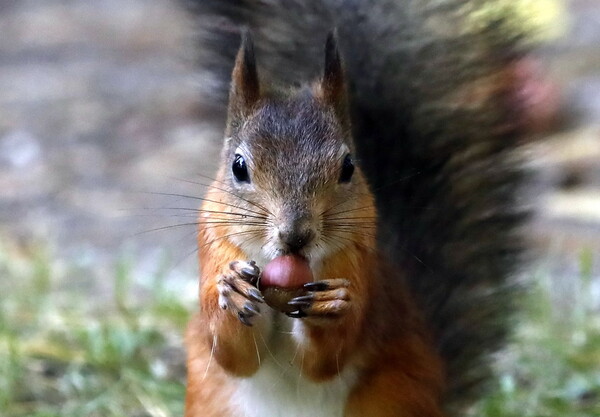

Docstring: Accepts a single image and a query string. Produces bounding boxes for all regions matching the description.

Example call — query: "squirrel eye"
[339,154,354,183]
[232,154,250,183]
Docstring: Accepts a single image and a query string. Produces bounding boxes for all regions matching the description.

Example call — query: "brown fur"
[184,0,530,413]
[185,33,447,417]
[186,191,446,416]
[193,196,267,377]
[185,313,236,417]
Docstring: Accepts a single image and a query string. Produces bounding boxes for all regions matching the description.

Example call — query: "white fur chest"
[232,316,358,417]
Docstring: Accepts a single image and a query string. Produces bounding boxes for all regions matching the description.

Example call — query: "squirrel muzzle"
[276,210,316,254]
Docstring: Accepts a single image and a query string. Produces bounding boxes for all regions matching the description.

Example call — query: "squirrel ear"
[321,30,350,128]
[228,30,260,121]
[321,30,346,107]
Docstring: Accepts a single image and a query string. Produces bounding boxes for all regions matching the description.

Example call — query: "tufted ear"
[321,30,350,127]
[322,31,346,106]
[227,30,260,128]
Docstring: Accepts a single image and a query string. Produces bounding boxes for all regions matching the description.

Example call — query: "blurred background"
[0,0,599,416]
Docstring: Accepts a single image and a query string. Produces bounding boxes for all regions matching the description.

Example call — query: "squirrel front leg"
[197,237,271,377]
[287,250,372,381]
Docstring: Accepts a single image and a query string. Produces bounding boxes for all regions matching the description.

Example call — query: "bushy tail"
[183,0,529,412]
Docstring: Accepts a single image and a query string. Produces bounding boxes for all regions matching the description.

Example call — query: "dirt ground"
[0,0,599,292]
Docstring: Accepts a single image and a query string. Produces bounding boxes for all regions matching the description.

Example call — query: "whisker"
[252,333,261,367]
[202,334,217,381]
[171,175,273,216]
[182,231,260,265]
[135,222,202,236]
[319,235,345,253]
[325,220,377,225]
[232,232,265,249]
[170,239,202,269]
[323,229,376,237]
[319,235,348,253]
[132,206,269,221]
[137,219,266,239]
[198,218,271,230]
[323,222,377,227]
[320,231,377,250]
[199,220,267,226]
[129,213,265,222]
[325,224,377,233]
[324,231,377,242]
[125,213,200,219]
[297,349,306,398]
[322,204,375,218]
[256,329,287,373]
[200,230,265,249]
[322,215,378,221]
[323,229,376,236]
[147,191,268,218]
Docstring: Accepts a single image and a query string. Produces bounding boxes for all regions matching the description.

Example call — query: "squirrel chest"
[232,314,359,417]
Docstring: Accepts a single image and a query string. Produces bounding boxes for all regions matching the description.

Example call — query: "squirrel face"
[221,94,374,262]
[210,32,376,265]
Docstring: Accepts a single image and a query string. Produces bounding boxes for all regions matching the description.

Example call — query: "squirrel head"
[213,31,375,265]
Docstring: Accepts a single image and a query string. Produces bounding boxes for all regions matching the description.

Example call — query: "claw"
[304,282,329,291]
[243,301,260,315]
[288,294,313,307]
[247,287,265,303]
[238,312,253,327]
[291,294,314,302]
[241,267,259,279]
[286,310,308,318]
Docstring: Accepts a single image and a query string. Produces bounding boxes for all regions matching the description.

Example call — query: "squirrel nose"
[278,222,315,253]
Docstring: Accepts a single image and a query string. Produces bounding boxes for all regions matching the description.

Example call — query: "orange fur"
[185,313,236,417]
[193,194,268,377]
[295,246,374,381]
[185,185,447,416]
[345,320,446,416]
[185,192,269,417]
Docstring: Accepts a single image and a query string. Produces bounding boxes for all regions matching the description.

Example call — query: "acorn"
[259,254,313,313]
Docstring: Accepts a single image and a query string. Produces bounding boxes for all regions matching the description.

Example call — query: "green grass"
[0,243,190,417]
[0,240,598,416]
[475,249,600,416]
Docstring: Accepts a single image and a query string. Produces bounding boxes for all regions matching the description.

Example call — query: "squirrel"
[182,1,529,416]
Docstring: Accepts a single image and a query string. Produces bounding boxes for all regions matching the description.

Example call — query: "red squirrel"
[183,0,529,415]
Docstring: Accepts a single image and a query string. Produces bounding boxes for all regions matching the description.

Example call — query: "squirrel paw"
[286,279,350,320]
[217,260,264,326]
